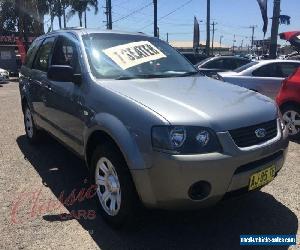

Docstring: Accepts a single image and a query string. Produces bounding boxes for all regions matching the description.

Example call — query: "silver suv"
[19,29,289,226]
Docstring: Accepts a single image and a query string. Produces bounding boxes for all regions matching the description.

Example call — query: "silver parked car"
[216,60,300,99]
[19,29,289,226]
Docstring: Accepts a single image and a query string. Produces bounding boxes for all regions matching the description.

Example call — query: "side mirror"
[47,65,81,84]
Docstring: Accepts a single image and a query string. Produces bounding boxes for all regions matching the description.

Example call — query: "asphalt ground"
[0,80,299,250]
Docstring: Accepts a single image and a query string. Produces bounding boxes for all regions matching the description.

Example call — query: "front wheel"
[281,104,300,140]
[91,143,139,227]
[24,105,42,144]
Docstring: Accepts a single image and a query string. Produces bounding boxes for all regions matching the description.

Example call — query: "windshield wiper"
[176,71,200,77]
[115,76,137,80]
[115,72,199,80]
[116,74,174,80]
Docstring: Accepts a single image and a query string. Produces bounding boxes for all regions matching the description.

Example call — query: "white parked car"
[0,68,9,81]
[216,60,300,99]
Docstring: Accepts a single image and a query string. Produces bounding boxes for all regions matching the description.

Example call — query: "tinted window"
[32,37,56,72]
[234,61,258,73]
[24,39,42,68]
[235,58,251,68]
[202,58,249,70]
[221,59,235,70]
[252,63,282,77]
[279,63,300,78]
[204,58,223,68]
[51,36,80,73]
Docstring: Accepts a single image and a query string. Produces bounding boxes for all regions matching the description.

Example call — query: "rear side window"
[32,37,56,72]
[205,59,223,68]
[279,63,300,78]
[235,59,250,68]
[24,39,42,68]
[222,59,239,70]
[252,63,281,77]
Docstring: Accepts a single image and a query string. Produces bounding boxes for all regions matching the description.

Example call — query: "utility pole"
[232,34,236,54]
[105,0,112,29]
[219,35,223,54]
[205,0,210,56]
[240,39,244,53]
[270,0,281,59]
[153,0,158,37]
[211,21,217,55]
[166,32,169,43]
[249,25,256,51]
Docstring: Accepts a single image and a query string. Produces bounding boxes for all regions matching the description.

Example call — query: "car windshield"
[234,61,258,73]
[82,33,198,79]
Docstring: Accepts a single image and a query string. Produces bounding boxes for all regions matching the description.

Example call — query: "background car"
[181,52,208,65]
[280,31,300,60]
[195,56,251,77]
[0,68,9,81]
[276,66,300,139]
[216,60,300,99]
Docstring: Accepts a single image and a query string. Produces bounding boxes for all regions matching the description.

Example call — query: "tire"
[91,143,139,228]
[23,105,42,144]
[280,104,300,140]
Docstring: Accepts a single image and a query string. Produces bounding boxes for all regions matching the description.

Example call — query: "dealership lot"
[0,80,299,250]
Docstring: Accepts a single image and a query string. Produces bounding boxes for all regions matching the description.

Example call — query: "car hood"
[99,76,277,131]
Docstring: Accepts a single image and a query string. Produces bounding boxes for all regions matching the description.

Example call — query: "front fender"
[84,112,146,170]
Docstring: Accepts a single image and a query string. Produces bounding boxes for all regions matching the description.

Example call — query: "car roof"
[207,56,249,60]
[220,59,300,76]
[39,28,149,40]
[255,59,300,64]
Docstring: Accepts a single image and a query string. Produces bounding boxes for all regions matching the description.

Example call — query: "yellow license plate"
[248,166,276,191]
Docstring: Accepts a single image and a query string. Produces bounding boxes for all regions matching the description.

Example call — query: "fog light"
[188,181,211,200]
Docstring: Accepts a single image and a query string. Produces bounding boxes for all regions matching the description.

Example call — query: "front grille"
[229,120,277,148]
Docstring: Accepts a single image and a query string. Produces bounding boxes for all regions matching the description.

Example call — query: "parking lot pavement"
[0,80,299,250]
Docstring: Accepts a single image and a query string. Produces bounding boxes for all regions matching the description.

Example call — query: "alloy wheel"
[283,110,300,136]
[25,108,34,138]
[95,157,121,216]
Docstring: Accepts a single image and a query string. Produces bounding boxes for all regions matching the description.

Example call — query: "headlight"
[170,127,186,148]
[278,110,285,131]
[151,126,222,154]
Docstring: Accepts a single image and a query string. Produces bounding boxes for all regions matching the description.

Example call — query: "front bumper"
[131,120,289,209]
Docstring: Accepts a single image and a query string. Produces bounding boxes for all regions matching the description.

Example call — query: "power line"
[139,0,194,30]
[113,2,152,24]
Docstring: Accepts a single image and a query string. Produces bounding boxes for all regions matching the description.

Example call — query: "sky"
[45,0,300,47]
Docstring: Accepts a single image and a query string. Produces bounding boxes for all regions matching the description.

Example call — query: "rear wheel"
[24,105,42,144]
[91,143,139,227]
[281,104,300,140]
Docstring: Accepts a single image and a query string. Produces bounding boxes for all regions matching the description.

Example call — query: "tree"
[68,0,98,27]
[0,0,18,34]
